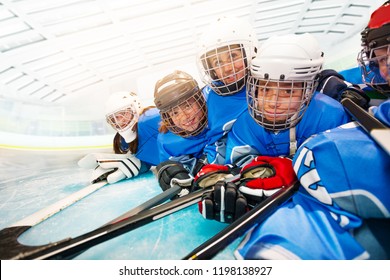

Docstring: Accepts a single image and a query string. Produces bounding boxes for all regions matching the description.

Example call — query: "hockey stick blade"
[0,180,108,259]
[0,186,210,260]
[341,98,390,155]
[183,181,300,260]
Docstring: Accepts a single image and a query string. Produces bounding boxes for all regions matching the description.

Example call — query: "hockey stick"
[183,181,300,260]
[0,182,183,260]
[341,98,390,155]
[1,179,107,235]
[0,185,209,260]
[2,169,118,232]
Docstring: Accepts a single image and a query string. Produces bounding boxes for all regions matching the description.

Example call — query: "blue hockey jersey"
[120,107,161,167]
[235,100,390,260]
[225,91,350,164]
[158,86,248,171]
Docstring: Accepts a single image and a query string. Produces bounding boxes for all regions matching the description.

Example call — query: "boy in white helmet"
[78,91,161,184]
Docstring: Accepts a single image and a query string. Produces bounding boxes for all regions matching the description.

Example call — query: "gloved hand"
[317,69,370,109]
[340,88,370,110]
[239,156,297,205]
[199,181,247,223]
[194,164,241,188]
[198,156,297,223]
[78,153,141,184]
[196,163,243,223]
[156,160,194,198]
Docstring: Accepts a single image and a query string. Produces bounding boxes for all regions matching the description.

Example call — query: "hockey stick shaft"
[10,181,107,228]
[183,181,300,260]
[341,98,390,155]
[0,186,209,260]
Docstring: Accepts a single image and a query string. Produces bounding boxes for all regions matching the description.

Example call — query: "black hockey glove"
[199,181,247,223]
[156,160,193,199]
[195,163,244,223]
[340,88,370,110]
[317,69,370,109]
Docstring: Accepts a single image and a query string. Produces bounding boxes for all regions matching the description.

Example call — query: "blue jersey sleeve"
[293,122,390,219]
[136,108,161,166]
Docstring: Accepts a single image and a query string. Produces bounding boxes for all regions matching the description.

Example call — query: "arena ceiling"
[0,0,383,106]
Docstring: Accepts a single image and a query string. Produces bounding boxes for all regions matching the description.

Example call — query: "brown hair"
[113,106,156,154]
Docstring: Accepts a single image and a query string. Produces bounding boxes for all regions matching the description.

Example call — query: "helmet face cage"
[358,43,390,95]
[247,76,316,132]
[106,105,138,133]
[357,1,390,95]
[161,89,207,138]
[198,42,254,96]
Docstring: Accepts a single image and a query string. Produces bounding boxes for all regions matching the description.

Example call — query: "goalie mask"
[358,1,390,96]
[197,16,258,96]
[154,70,207,138]
[105,91,142,143]
[247,33,323,132]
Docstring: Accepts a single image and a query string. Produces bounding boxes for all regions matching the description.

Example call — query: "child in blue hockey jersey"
[155,16,259,193]
[78,91,161,184]
[235,8,390,257]
[153,70,248,194]
[225,33,350,165]
[328,1,390,107]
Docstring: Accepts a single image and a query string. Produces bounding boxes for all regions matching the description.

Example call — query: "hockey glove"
[239,156,297,205]
[156,160,193,198]
[78,153,141,184]
[199,181,247,223]
[317,70,370,109]
[340,88,370,110]
[194,164,241,189]
[195,164,244,223]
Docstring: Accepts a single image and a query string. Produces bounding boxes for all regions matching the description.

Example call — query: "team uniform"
[235,4,390,259]
[339,66,362,85]
[225,91,350,165]
[158,86,247,172]
[236,100,390,260]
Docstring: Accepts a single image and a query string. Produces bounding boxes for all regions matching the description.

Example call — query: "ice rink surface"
[0,149,239,260]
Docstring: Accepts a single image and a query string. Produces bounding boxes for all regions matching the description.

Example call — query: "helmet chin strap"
[214,76,246,95]
[119,128,137,143]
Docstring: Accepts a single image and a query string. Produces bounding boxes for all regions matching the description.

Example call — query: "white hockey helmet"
[196,15,258,96]
[247,33,324,132]
[105,91,142,142]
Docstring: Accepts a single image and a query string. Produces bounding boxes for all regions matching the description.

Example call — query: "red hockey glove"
[239,156,297,205]
[194,164,240,188]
